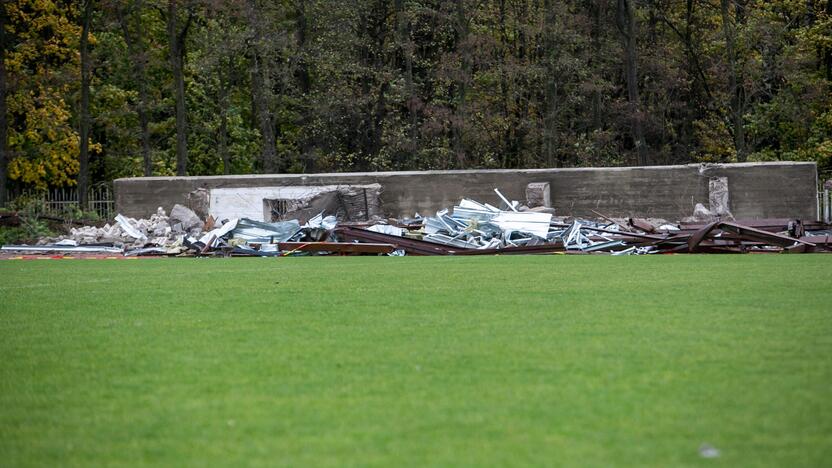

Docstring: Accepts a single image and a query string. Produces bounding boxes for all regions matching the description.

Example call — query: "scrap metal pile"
[335,200,832,256]
[2,190,830,257]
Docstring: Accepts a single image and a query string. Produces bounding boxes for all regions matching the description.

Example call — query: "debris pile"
[38,205,200,250]
[2,189,830,257]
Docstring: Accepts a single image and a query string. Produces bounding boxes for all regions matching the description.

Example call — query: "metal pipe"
[493,188,519,212]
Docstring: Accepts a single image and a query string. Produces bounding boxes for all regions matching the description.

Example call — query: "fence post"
[818,191,822,222]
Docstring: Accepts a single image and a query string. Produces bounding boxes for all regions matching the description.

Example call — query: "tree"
[541,0,559,167]
[79,0,93,208]
[616,0,648,165]
[0,4,8,206]
[5,0,83,190]
[116,0,154,176]
[187,0,258,176]
[245,0,278,172]
[2,0,831,192]
[825,0,832,81]
[721,0,747,161]
[166,0,195,176]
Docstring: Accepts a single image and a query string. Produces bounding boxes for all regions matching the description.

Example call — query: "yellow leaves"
[816,139,832,161]
[8,83,82,188]
[5,0,81,69]
[4,0,89,189]
[7,145,81,189]
[8,158,50,190]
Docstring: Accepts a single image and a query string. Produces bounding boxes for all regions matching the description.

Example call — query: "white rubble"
[39,207,187,248]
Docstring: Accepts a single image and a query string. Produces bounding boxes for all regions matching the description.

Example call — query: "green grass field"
[1,255,830,467]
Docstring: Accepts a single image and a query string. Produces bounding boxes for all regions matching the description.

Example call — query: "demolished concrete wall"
[115,162,818,220]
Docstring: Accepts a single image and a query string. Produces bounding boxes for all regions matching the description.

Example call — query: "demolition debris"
[2,191,830,257]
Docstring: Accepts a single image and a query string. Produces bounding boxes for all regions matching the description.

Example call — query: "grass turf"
[0,255,830,467]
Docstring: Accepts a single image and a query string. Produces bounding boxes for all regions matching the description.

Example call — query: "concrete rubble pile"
[0,204,339,256]
[2,187,831,257]
[28,205,202,253]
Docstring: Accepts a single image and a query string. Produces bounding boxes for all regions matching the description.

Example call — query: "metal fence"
[5,184,115,220]
[818,188,831,224]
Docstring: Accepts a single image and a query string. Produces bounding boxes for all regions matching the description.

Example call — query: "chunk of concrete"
[525,182,551,208]
[684,203,715,223]
[187,188,210,219]
[170,204,204,231]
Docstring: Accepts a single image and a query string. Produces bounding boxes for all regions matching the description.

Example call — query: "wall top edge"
[114,161,817,184]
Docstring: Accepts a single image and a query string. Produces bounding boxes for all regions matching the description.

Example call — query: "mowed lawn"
[0,255,830,467]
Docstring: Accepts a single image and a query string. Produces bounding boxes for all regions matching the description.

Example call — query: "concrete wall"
[114,162,818,220]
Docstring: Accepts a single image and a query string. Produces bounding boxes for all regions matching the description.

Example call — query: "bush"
[5,195,55,243]
[0,226,30,245]
[58,204,101,230]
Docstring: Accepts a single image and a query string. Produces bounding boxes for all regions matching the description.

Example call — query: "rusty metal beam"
[334,227,463,255]
[277,242,396,254]
[687,221,816,252]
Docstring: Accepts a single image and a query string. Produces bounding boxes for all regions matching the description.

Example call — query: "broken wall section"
[264,184,383,223]
[205,184,383,223]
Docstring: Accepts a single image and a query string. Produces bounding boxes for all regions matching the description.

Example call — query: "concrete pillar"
[708,177,732,219]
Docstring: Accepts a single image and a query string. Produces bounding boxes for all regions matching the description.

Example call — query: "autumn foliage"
[1,0,831,192]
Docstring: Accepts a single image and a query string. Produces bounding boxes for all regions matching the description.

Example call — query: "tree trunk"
[0,5,7,207]
[138,76,152,176]
[542,0,558,168]
[498,0,513,168]
[370,82,388,160]
[589,0,603,131]
[167,0,190,176]
[451,0,469,168]
[119,0,153,177]
[246,0,277,173]
[79,0,92,209]
[394,0,416,152]
[295,1,310,97]
[295,0,314,169]
[355,0,389,168]
[721,0,746,161]
[826,0,832,81]
[617,0,648,166]
[250,53,277,173]
[218,69,230,175]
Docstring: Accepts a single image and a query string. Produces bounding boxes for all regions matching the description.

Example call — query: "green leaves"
[3,0,832,189]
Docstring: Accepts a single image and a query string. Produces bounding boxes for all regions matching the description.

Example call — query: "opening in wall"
[263,198,304,222]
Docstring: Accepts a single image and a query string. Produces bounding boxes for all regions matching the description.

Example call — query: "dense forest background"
[1,0,831,204]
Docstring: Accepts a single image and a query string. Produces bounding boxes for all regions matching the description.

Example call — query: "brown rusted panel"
[334,227,463,255]
[687,221,816,252]
[334,227,570,255]
[627,218,657,233]
[277,242,396,254]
